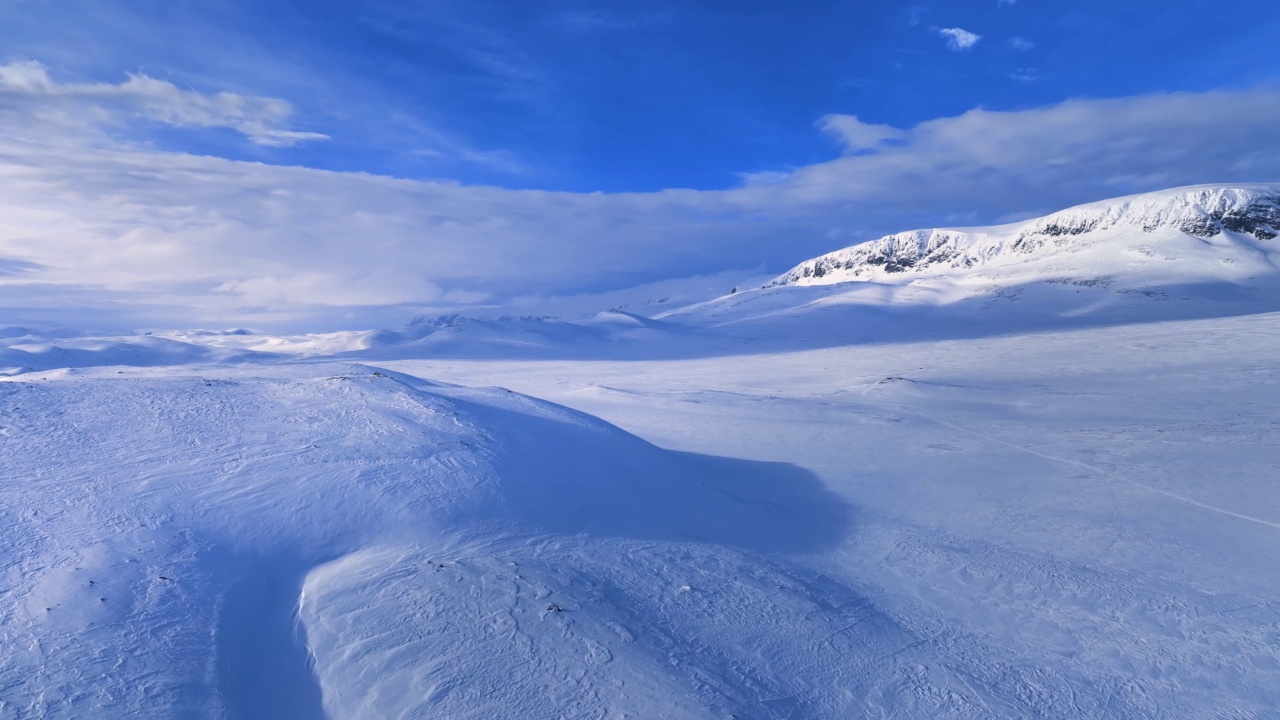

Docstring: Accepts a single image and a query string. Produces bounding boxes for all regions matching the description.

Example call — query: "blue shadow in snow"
[448,393,855,555]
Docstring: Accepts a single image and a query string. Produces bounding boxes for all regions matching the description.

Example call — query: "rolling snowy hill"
[0,363,905,719]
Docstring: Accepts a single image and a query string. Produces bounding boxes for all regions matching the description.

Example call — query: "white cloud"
[737,170,791,185]
[554,10,633,32]
[1010,36,1035,51]
[748,90,1280,214]
[818,115,905,152]
[3,88,1280,330]
[936,27,982,51]
[0,61,327,147]
[998,0,1016,5]
[0,61,56,92]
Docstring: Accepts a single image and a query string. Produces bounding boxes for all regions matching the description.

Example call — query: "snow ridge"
[769,185,1280,286]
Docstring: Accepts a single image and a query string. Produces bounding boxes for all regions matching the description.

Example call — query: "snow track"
[898,405,1280,531]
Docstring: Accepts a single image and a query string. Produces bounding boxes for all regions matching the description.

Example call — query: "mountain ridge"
[768,184,1280,287]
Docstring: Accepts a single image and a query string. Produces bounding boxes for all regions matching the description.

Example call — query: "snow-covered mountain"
[5,184,1280,718]
[660,185,1280,339]
[770,184,1280,289]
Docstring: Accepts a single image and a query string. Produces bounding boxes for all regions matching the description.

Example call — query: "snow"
[0,364,870,718]
[641,186,1280,353]
[0,332,280,374]
[762,184,1280,297]
[378,310,1280,718]
[3,184,1280,718]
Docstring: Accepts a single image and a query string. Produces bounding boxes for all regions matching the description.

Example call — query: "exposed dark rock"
[1178,216,1221,238]
[1218,200,1280,240]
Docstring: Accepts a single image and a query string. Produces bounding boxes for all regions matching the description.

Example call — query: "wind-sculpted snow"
[0,363,910,719]
[381,310,1280,719]
[769,184,1280,287]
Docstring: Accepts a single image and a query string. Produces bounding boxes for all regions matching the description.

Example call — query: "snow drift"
[0,363,881,719]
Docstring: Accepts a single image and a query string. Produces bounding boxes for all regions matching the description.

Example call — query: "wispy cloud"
[3,88,1280,329]
[553,10,636,32]
[1010,36,1035,51]
[935,27,982,51]
[358,7,551,105]
[0,61,326,146]
[818,115,905,152]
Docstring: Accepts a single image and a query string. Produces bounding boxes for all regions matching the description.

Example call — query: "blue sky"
[0,0,1279,328]
[4,0,1277,191]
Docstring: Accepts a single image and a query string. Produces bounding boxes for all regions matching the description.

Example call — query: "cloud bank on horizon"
[0,0,1277,330]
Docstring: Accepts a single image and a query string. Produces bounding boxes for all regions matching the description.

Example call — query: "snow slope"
[382,309,1280,719]
[0,331,281,375]
[345,310,697,360]
[1,362,942,719]
[771,184,1280,289]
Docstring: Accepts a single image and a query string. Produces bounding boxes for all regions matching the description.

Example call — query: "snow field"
[383,310,1280,718]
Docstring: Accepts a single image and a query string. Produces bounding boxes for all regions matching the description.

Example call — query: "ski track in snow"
[898,406,1280,532]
